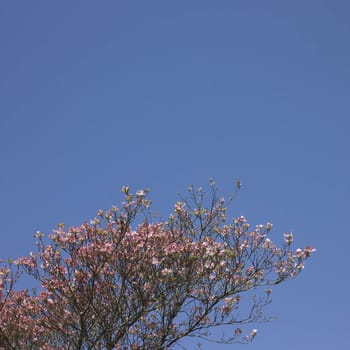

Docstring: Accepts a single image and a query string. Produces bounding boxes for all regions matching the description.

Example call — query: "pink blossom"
[0,184,314,349]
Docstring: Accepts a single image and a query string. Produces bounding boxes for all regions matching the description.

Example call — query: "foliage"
[0,182,315,349]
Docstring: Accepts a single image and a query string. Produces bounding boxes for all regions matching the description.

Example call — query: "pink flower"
[304,245,316,253]
[304,245,316,257]
[283,232,294,245]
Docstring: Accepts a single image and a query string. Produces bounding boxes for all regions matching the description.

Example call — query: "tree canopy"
[0,182,315,349]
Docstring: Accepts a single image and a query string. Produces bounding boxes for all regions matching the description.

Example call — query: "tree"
[0,182,315,349]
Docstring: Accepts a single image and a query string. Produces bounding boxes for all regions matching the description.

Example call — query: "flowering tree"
[0,182,315,349]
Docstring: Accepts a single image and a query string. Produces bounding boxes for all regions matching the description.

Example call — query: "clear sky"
[0,1,349,349]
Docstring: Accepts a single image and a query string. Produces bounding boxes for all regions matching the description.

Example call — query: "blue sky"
[0,1,349,349]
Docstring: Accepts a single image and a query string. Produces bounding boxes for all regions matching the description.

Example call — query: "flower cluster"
[0,184,315,349]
